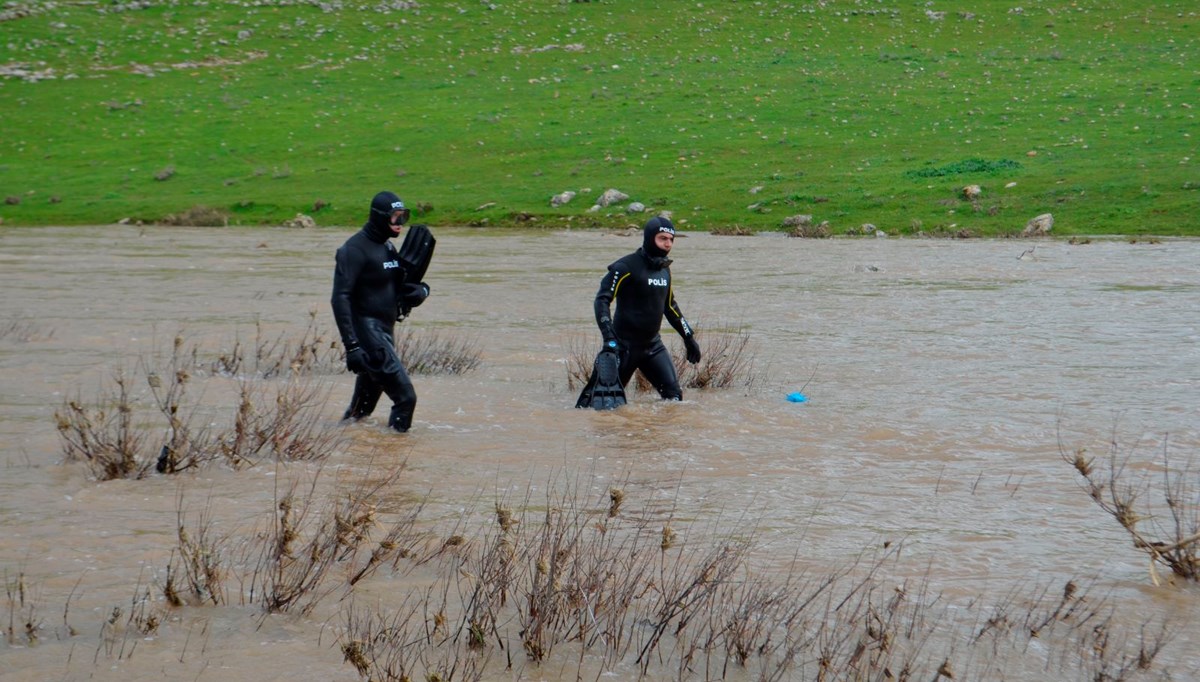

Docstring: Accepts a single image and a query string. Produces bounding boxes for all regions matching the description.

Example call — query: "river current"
[1,226,1197,680]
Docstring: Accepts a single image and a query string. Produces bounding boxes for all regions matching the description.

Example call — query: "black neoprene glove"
[683,334,702,364]
[599,317,618,345]
[345,345,369,374]
[402,282,430,308]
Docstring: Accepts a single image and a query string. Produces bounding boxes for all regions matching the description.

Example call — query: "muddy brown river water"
[1,226,1198,680]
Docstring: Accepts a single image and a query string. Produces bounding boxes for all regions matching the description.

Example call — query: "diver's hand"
[683,334,702,364]
[345,345,369,374]
[402,282,430,308]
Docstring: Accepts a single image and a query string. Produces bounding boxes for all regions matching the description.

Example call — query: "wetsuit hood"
[642,216,675,258]
[365,191,405,243]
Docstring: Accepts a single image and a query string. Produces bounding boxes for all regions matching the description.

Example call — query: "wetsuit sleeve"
[663,281,695,339]
[331,244,362,348]
[593,266,623,342]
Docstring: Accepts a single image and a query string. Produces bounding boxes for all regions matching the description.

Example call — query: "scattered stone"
[476,202,496,211]
[154,165,175,181]
[1021,213,1054,237]
[749,185,764,194]
[550,190,575,207]
[710,225,754,236]
[627,202,645,213]
[851,223,885,238]
[962,184,981,200]
[786,218,830,239]
[595,188,629,207]
[0,63,58,82]
[5,196,20,205]
[781,214,813,228]
[284,213,316,229]
[160,205,229,227]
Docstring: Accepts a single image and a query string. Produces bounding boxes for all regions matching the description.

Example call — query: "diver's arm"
[330,245,363,349]
[665,283,702,364]
[593,267,622,343]
[663,282,694,339]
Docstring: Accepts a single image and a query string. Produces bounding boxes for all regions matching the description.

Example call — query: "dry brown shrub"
[159,205,229,227]
[0,317,54,342]
[394,327,482,375]
[333,479,1174,682]
[710,225,755,236]
[5,570,43,646]
[786,221,831,238]
[55,334,346,478]
[1060,426,1200,583]
[54,370,154,480]
[237,464,418,615]
[209,311,343,378]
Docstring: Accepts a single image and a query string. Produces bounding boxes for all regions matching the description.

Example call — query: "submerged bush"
[1062,429,1200,583]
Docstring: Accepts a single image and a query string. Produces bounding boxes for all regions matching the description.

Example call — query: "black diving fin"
[396,224,436,317]
[575,348,626,410]
[398,223,436,284]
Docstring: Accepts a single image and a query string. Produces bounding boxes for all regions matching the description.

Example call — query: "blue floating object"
[786,392,807,403]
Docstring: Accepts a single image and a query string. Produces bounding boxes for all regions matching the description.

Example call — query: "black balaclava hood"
[365,191,405,242]
[641,216,676,260]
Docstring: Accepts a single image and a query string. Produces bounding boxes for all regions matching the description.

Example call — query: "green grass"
[1,1,1197,235]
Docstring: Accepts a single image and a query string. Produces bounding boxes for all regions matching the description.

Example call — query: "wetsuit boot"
[387,401,415,433]
[381,374,417,433]
[342,375,383,421]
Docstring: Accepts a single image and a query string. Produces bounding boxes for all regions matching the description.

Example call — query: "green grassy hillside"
[1,1,1196,235]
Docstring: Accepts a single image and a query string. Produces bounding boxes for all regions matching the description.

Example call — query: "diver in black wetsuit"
[592,216,702,400]
[331,191,430,432]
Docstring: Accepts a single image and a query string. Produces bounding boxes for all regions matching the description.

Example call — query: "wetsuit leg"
[342,373,383,421]
[635,339,682,401]
[381,366,417,432]
[617,343,639,388]
[359,319,417,433]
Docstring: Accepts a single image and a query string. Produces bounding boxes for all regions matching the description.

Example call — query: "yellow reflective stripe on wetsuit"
[611,271,631,297]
